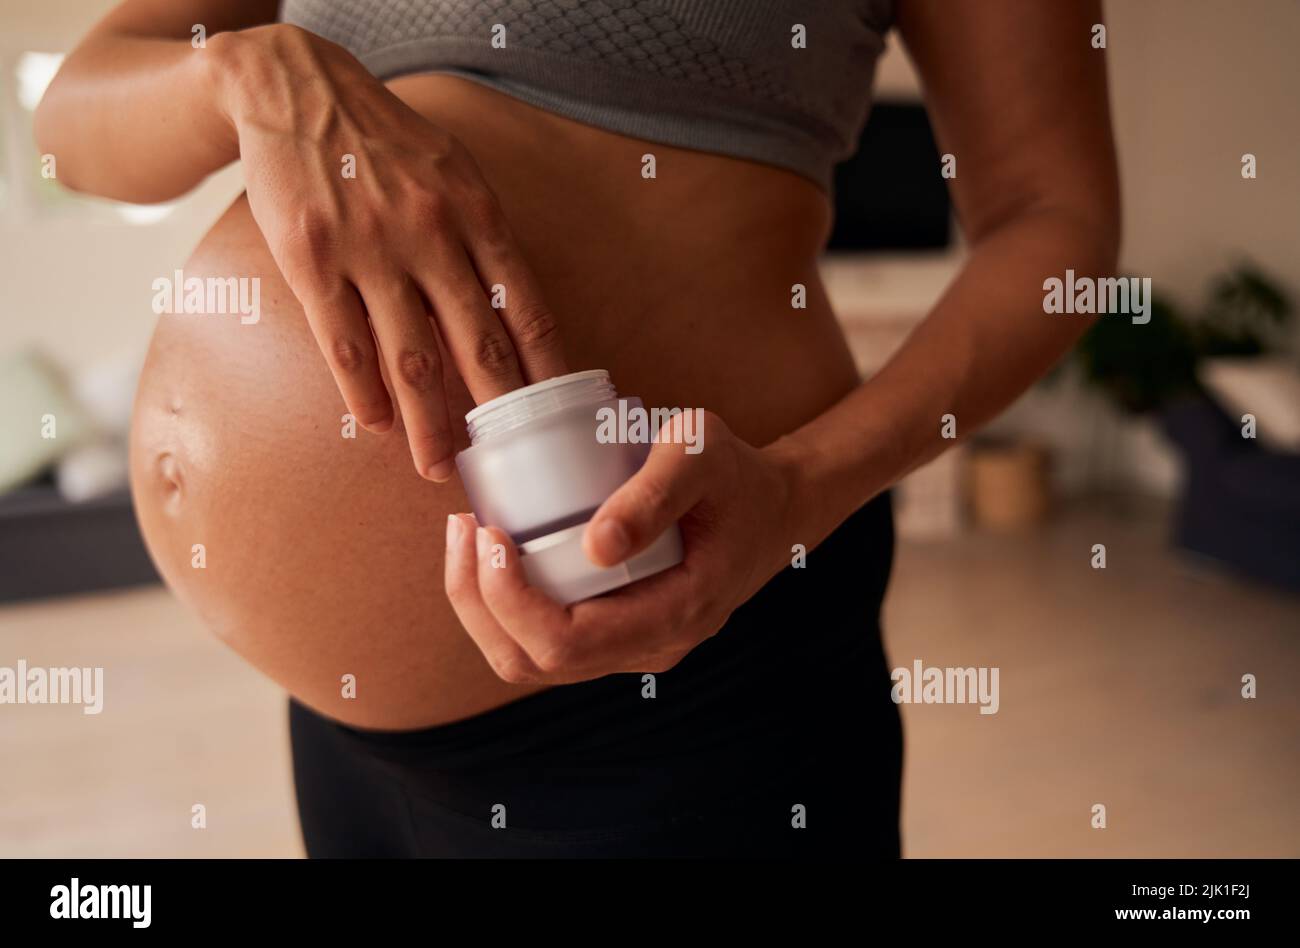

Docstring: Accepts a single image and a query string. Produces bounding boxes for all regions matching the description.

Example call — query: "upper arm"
[90,0,281,41]
[896,0,1120,246]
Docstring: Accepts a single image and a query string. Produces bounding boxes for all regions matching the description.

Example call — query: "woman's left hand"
[444,411,807,684]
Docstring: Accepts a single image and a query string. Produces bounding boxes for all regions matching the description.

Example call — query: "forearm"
[34,32,241,203]
[775,206,1118,546]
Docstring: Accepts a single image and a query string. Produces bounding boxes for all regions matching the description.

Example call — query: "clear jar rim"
[464,369,615,444]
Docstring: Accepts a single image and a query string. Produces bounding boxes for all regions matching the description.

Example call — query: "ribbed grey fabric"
[280,0,895,189]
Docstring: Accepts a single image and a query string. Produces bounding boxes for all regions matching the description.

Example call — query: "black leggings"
[290,492,901,858]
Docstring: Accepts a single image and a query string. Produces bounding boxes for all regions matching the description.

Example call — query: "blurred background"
[1,0,1297,857]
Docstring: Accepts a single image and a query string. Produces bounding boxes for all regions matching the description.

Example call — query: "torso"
[129,74,860,729]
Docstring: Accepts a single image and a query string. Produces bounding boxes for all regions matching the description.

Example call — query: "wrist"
[202,28,258,147]
[763,432,834,557]
[206,24,321,134]
[763,407,900,553]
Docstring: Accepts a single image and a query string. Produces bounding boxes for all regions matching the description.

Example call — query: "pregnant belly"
[129,75,860,729]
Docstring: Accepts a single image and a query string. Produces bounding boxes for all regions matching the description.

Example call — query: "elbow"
[32,79,93,197]
[1040,202,1123,296]
[965,163,1123,278]
[1068,204,1120,280]
[31,59,84,176]
[1081,205,1121,280]
[31,83,61,170]
[1079,185,1122,276]
[32,72,175,203]
[1059,184,1123,278]
[33,111,174,204]
[974,192,1121,279]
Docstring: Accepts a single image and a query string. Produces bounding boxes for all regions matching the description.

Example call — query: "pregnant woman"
[37,0,1118,857]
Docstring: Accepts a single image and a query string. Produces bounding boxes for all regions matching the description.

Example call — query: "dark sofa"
[1160,395,1300,592]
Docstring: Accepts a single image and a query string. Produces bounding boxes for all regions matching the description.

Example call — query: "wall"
[1106,0,1300,307]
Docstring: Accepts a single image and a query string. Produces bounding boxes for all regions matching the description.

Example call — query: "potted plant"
[1073,262,1300,590]
[1074,262,1293,414]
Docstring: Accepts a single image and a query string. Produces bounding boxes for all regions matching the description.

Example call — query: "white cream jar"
[455,370,683,604]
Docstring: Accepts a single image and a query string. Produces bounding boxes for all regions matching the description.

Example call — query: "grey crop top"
[279,0,896,190]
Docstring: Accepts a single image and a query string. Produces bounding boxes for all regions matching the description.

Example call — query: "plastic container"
[455,370,683,604]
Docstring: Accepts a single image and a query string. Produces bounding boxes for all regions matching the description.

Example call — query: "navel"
[155,450,185,515]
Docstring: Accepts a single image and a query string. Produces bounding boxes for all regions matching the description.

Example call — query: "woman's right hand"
[210,24,567,480]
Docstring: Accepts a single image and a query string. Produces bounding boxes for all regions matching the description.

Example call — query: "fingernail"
[446,514,461,549]
[591,519,631,564]
[427,459,456,483]
[476,526,491,558]
[367,415,394,433]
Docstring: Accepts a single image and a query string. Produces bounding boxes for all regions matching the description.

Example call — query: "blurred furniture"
[0,349,94,493]
[1160,395,1300,592]
[1200,356,1300,452]
[0,482,158,603]
[0,345,149,602]
[965,440,1053,531]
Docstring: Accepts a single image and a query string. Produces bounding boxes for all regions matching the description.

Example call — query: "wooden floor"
[889,497,1299,857]
[0,589,298,858]
[1,498,1296,857]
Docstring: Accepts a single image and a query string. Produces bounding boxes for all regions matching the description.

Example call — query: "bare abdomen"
[129,76,859,729]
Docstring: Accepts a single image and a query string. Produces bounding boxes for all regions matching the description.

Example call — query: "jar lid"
[464,369,611,426]
[519,519,683,606]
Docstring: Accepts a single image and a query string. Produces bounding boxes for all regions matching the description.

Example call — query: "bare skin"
[40,1,1118,729]
[128,77,853,727]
